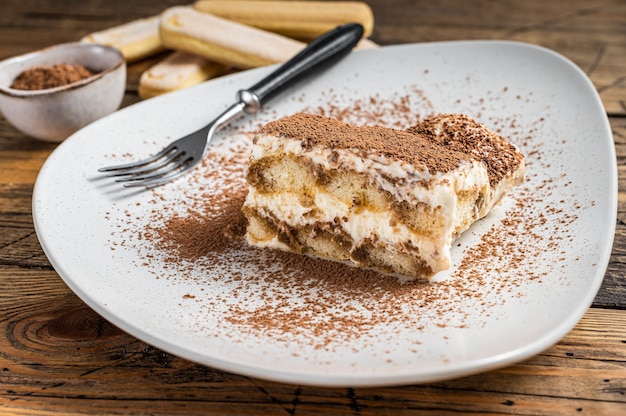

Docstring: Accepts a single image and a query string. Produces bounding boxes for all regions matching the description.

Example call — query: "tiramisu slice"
[242,113,525,279]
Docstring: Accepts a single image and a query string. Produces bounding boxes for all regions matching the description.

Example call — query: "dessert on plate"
[242,113,525,279]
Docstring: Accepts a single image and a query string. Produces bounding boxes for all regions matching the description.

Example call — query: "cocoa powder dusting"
[106,84,584,357]
[11,63,95,90]
[151,198,247,261]
[260,113,471,175]
[410,113,524,186]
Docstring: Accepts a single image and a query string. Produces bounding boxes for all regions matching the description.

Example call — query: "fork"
[99,23,364,188]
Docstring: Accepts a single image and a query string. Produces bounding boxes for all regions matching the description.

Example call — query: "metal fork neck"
[210,101,246,134]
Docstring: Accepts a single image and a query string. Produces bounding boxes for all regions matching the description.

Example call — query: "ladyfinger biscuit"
[81,15,164,62]
[138,51,229,99]
[160,6,306,69]
[193,0,374,40]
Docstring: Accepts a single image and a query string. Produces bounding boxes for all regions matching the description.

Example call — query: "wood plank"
[0,0,625,413]
[1,268,625,415]
[602,116,626,305]
[0,0,624,113]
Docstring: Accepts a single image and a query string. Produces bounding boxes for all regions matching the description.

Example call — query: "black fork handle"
[237,23,364,113]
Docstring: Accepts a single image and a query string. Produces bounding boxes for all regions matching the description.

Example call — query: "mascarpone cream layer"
[245,187,451,272]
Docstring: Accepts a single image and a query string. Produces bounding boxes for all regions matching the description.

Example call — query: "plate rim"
[32,39,617,387]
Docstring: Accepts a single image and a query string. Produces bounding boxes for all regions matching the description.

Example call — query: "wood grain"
[2,280,626,415]
[1,0,625,414]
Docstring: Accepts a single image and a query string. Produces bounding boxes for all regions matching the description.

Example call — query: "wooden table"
[1,0,625,414]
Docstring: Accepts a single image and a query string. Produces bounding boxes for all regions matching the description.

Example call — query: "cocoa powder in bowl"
[11,63,95,90]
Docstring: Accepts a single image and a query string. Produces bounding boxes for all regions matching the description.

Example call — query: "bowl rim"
[0,42,125,97]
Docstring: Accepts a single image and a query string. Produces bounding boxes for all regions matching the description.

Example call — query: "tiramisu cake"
[242,113,525,279]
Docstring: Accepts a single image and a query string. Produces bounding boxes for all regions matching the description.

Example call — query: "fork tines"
[98,145,192,188]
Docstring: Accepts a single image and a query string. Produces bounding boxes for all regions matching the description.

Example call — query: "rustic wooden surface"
[1,0,626,414]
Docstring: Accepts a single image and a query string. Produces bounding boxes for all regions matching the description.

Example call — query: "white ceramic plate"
[33,41,616,387]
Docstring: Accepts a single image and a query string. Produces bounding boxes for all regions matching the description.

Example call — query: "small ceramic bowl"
[0,42,126,142]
